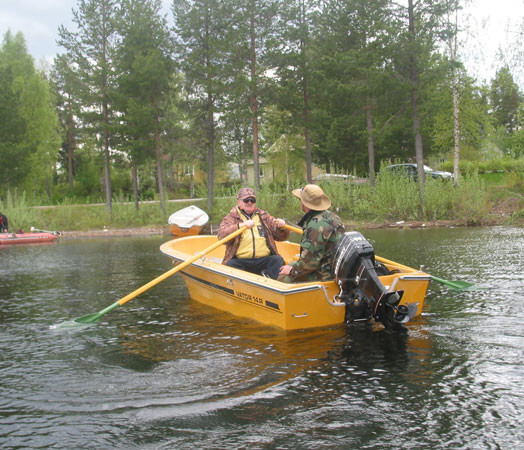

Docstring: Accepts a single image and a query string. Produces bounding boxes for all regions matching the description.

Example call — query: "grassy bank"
[1,173,523,233]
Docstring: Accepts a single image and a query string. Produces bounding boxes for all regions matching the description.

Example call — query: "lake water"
[1,227,523,448]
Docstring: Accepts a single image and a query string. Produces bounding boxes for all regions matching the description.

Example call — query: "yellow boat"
[160,231,430,331]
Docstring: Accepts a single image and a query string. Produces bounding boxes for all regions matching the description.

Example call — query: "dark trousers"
[226,254,284,280]
[0,214,7,232]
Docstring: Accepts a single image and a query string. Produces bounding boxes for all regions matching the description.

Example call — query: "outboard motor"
[332,232,409,331]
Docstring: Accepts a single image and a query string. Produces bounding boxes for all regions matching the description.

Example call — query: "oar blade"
[431,276,475,290]
[72,301,120,324]
[448,280,475,290]
[74,312,104,324]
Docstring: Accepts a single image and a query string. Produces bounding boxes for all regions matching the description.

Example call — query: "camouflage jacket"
[285,210,345,282]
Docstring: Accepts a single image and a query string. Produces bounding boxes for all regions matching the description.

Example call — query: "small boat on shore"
[160,232,430,331]
[168,205,209,237]
[0,231,57,245]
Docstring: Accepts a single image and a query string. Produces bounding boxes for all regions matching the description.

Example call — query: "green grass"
[0,173,511,232]
[480,172,506,186]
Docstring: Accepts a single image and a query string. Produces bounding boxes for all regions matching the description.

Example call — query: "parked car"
[314,173,367,185]
[384,164,452,181]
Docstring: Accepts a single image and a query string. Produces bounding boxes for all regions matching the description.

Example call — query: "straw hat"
[292,184,331,210]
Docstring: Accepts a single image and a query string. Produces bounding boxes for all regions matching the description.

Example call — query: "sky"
[1,0,523,87]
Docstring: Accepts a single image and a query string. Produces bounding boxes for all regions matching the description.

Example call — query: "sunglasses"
[242,197,256,204]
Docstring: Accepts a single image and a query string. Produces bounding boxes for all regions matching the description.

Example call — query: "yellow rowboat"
[160,231,431,331]
[168,205,209,237]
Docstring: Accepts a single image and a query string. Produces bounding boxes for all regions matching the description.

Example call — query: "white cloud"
[1,0,75,62]
[460,0,524,86]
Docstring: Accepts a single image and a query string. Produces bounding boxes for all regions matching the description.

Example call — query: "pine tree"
[273,0,317,184]
[115,0,175,213]
[225,0,279,190]
[52,53,82,191]
[172,0,229,211]
[58,0,118,215]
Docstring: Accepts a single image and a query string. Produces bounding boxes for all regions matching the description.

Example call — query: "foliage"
[489,67,522,134]
[0,190,169,231]
[0,32,61,198]
[440,157,524,175]
[0,190,37,231]
[1,0,522,217]
[428,70,492,158]
[57,0,119,213]
[114,0,176,213]
[316,170,489,223]
[172,0,231,211]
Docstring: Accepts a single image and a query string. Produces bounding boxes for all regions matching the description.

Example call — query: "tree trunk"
[412,90,426,209]
[45,178,51,200]
[304,121,312,184]
[450,10,460,187]
[301,36,312,184]
[132,163,139,212]
[190,168,195,198]
[206,101,215,212]
[250,3,260,190]
[286,146,291,191]
[204,8,215,213]
[408,0,425,212]
[452,72,460,187]
[103,101,112,216]
[102,8,112,217]
[365,102,375,187]
[154,116,166,215]
[67,106,74,190]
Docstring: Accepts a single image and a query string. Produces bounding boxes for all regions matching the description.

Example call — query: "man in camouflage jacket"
[279,184,345,282]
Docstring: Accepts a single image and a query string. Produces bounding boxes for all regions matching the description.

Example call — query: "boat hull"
[0,232,57,245]
[169,224,202,237]
[168,205,209,237]
[160,235,430,331]
[179,263,346,330]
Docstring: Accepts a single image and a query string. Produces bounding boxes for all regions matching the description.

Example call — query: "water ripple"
[1,231,523,449]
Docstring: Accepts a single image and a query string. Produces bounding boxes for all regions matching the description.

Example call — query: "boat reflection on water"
[118,297,432,400]
[332,317,432,365]
[119,299,348,364]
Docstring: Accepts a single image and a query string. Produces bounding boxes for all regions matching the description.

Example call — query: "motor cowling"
[332,231,408,330]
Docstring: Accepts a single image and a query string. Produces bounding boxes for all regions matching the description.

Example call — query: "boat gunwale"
[0,232,57,245]
[162,250,343,299]
[160,235,430,308]
[160,237,430,292]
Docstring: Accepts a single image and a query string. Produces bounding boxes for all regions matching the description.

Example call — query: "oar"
[374,254,475,290]
[31,226,62,236]
[284,224,475,291]
[427,275,474,290]
[70,226,246,325]
[284,224,302,234]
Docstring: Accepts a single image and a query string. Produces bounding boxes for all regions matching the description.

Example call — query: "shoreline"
[58,226,170,239]
[55,218,496,239]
